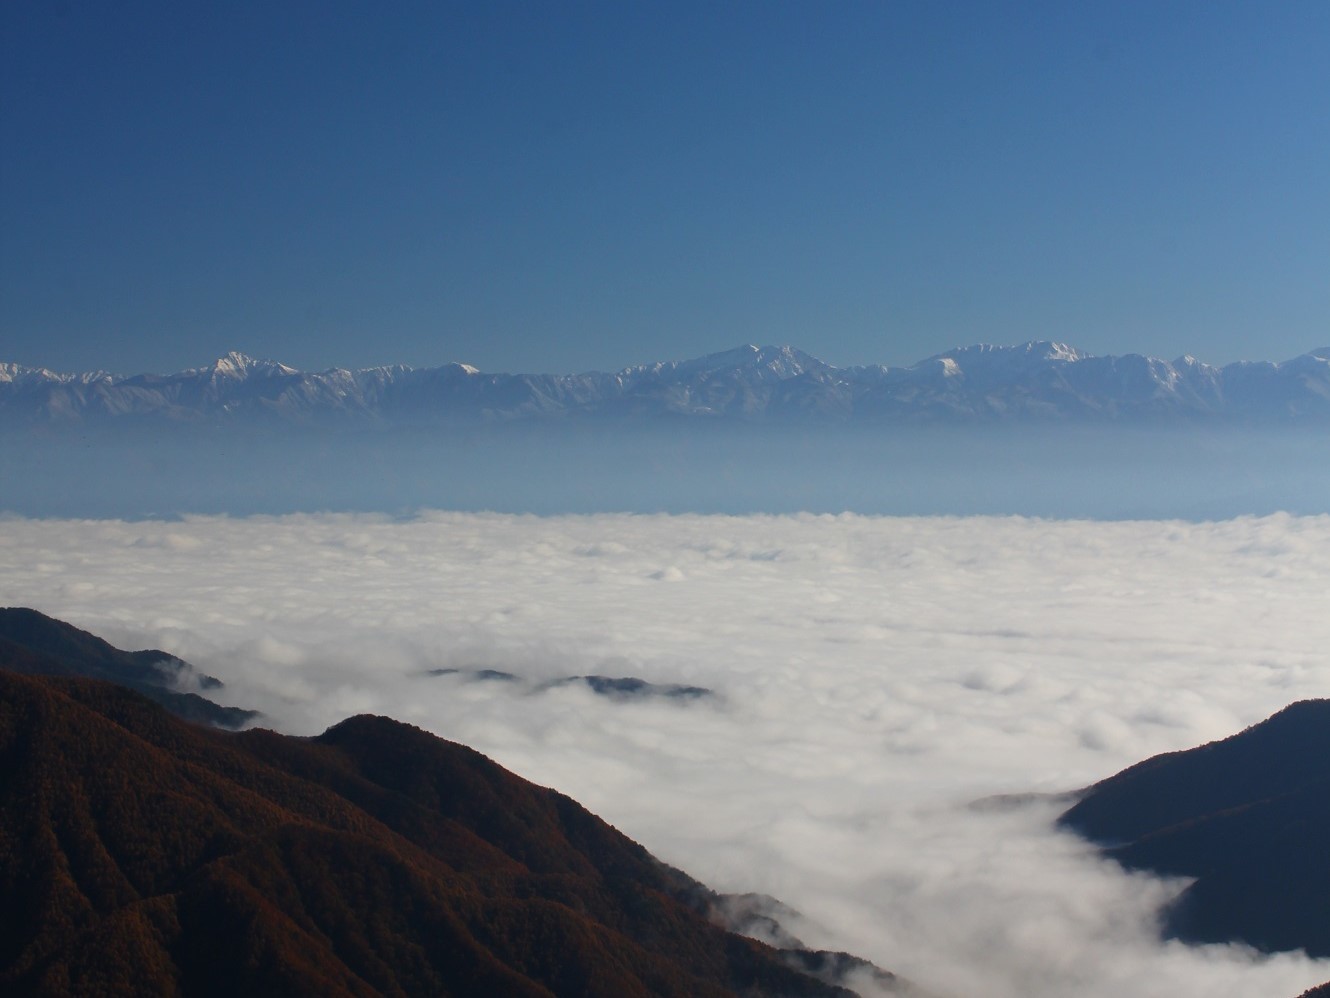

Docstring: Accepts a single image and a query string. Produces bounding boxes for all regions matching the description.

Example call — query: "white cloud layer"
[3,511,1329,996]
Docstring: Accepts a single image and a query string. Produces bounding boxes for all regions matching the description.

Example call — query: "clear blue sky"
[2,1,1327,374]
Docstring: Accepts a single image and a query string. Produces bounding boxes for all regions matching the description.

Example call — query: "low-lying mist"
[2,511,1328,996]
[4,422,1330,520]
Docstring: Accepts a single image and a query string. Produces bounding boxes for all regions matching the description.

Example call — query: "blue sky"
[2,1,1327,375]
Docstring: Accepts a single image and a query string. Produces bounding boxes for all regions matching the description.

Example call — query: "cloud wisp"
[3,511,1328,996]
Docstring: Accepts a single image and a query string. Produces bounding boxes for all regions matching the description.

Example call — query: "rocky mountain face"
[0,616,915,997]
[1059,700,1330,995]
[5,342,1330,427]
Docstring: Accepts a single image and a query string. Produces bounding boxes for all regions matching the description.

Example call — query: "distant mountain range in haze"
[5,342,1330,427]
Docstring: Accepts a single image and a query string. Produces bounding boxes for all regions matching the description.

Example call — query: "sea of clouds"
[3,510,1329,997]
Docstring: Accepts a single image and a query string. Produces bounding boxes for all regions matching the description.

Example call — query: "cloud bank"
[3,511,1328,996]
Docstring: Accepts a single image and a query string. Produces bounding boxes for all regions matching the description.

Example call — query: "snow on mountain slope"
[3,343,1329,426]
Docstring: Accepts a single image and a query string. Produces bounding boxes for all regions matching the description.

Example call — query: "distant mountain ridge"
[5,341,1330,426]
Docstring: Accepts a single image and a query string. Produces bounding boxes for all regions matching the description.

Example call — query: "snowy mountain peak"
[0,361,114,385]
[209,351,257,375]
[689,344,819,376]
[932,340,1082,365]
[201,351,298,379]
[618,344,821,384]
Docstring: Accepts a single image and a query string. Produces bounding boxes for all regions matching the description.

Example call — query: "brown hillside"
[0,606,257,728]
[0,670,856,997]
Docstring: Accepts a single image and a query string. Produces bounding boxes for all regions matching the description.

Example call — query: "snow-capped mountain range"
[4,341,1330,427]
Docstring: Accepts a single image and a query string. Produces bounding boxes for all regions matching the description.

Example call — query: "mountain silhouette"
[0,654,908,995]
[1059,699,1330,973]
[0,607,257,729]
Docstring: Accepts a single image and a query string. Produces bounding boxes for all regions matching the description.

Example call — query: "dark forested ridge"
[0,665,900,996]
[0,607,257,728]
[1059,699,1330,997]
